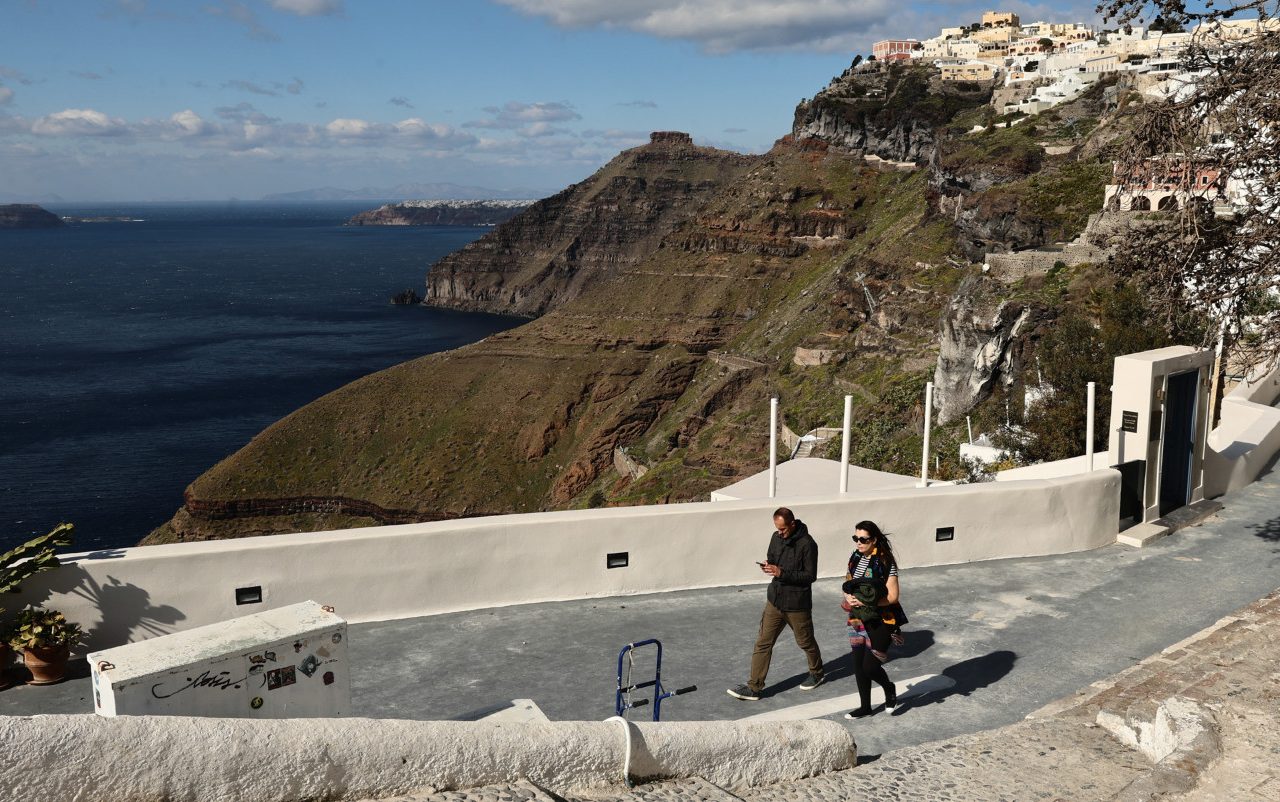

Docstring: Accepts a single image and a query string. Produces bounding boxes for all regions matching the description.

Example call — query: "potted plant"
[9,607,82,684]
[1,523,75,689]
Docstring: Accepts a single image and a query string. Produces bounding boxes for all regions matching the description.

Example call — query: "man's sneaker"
[726,684,761,701]
[798,673,825,691]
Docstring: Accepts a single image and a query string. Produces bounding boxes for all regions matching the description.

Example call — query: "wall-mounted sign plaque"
[1121,410,1139,433]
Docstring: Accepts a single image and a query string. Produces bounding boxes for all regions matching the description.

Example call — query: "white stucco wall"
[0,715,856,800]
[4,471,1120,653]
[1204,362,1280,497]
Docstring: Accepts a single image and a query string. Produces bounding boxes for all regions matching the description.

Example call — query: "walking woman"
[842,520,901,718]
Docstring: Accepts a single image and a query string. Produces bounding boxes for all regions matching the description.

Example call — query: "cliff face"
[0,204,63,229]
[152,134,954,543]
[793,63,993,164]
[424,132,757,317]
[346,201,533,227]
[150,69,1128,544]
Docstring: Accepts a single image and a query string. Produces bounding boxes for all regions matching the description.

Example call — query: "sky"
[0,0,1101,201]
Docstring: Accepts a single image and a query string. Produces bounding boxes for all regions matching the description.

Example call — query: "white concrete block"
[88,600,350,718]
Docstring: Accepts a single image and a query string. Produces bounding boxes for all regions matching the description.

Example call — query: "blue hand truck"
[615,638,697,721]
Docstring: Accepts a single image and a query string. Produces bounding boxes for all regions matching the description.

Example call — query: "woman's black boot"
[884,682,898,710]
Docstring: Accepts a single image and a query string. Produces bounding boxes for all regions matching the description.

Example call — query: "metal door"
[1159,370,1199,516]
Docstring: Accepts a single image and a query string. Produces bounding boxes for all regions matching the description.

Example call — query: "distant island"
[346,199,535,227]
[0,204,64,229]
[62,215,146,224]
[263,182,545,202]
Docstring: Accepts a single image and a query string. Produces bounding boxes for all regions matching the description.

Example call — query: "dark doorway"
[1114,459,1146,530]
[1159,370,1200,516]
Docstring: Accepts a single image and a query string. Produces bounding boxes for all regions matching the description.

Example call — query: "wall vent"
[935,527,955,543]
[235,585,263,605]
[607,552,629,569]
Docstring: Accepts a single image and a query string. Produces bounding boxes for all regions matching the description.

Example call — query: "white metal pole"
[769,397,778,499]
[839,395,852,494]
[919,382,933,487]
[966,416,974,444]
[1086,381,1096,472]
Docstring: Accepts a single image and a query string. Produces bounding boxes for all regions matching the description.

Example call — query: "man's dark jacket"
[766,520,819,612]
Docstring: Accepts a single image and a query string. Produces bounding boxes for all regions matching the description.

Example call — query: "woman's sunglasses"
[852,535,875,544]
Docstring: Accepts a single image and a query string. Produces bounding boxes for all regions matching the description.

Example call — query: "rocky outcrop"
[793,63,992,164]
[0,204,63,229]
[347,200,533,227]
[390,288,423,305]
[933,275,1040,424]
[425,132,757,318]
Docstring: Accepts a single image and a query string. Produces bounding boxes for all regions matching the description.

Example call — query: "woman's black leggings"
[851,620,893,710]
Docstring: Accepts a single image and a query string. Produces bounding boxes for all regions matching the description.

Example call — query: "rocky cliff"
[346,200,533,227]
[0,204,63,229]
[793,63,993,164]
[423,132,756,318]
[150,65,1134,544]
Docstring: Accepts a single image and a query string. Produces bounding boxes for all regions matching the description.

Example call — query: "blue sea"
[0,202,522,553]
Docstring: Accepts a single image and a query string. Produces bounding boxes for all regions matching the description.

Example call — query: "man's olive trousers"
[748,601,824,692]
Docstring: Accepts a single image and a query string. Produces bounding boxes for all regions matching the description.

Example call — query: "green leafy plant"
[1,523,74,647]
[8,607,82,651]
[1,523,74,597]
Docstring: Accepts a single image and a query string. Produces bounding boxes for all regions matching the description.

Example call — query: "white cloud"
[0,86,13,106]
[286,77,305,94]
[267,0,343,16]
[325,117,379,139]
[166,109,211,137]
[495,0,895,52]
[31,108,129,136]
[518,121,568,138]
[465,101,581,130]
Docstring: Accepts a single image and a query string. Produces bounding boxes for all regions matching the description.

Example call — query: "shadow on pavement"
[892,650,1017,715]
[1249,515,1280,544]
[765,630,937,693]
[818,629,936,685]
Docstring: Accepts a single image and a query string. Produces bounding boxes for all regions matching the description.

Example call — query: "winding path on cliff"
[8,464,1279,764]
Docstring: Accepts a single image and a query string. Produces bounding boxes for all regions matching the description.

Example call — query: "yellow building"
[981,11,1021,29]
[940,62,997,81]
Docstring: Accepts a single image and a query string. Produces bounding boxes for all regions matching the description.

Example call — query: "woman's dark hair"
[854,520,897,569]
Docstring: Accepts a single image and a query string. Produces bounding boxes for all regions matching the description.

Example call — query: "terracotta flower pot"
[23,644,70,685]
[0,644,12,690]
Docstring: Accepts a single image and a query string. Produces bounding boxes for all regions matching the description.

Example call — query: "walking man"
[727,507,824,700]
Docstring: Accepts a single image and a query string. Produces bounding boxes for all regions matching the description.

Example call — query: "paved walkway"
[370,583,1280,801]
[3,464,1279,793]
[355,460,1280,759]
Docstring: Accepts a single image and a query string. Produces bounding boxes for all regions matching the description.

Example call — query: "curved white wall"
[0,715,856,800]
[1205,362,1280,498]
[4,470,1120,652]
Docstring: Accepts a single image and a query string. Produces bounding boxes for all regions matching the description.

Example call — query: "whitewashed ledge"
[0,715,855,801]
